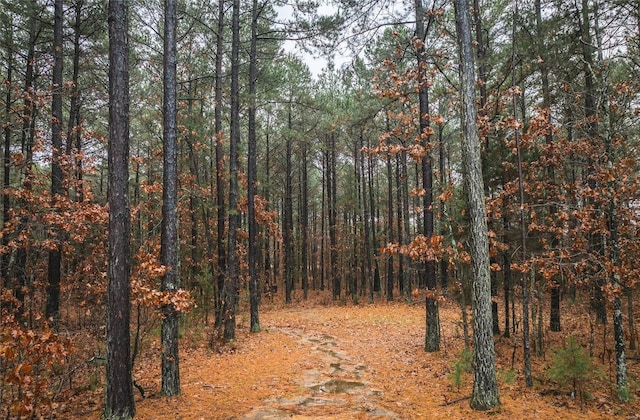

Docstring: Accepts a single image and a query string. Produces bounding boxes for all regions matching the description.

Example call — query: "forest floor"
[66,292,640,419]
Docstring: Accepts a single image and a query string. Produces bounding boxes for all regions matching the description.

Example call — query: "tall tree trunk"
[223,0,240,340]
[160,0,180,396]
[2,20,12,296]
[415,0,439,352]
[535,0,561,333]
[247,0,261,331]
[396,154,405,295]
[385,115,394,300]
[16,9,39,317]
[578,0,606,325]
[213,0,226,331]
[511,0,533,388]
[46,0,64,327]
[438,120,448,291]
[301,138,309,300]
[502,207,512,338]
[329,133,339,300]
[367,150,381,295]
[454,0,500,410]
[321,147,326,292]
[284,106,293,303]
[105,0,135,416]
[360,132,373,303]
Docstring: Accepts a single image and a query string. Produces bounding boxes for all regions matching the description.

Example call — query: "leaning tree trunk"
[454,0,500,410]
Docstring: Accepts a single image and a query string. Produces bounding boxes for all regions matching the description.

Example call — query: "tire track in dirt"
[241,326,400,419]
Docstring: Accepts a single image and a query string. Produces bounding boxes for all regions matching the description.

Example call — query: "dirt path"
[242,326,401,419]
[71,300,634,419]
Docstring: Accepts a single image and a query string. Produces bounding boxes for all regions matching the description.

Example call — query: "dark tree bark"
[213,0,226,331]
[301,137,309,300]
[502,208,512,338]
[400,149,411,298]
[2,20,12,294]
[385,115,394,301]
[222,0,241,340]
[578,0,607,325]
[415,0,439,352]
[454,0,500,410]
[248,0,261,331]
[160,0,180,396]
[329,133,339,300]
[396,154,405,295]
[46,0,64,327]
[360,130,373,303]
[535,0,561,333]
[367,150,381,295]
[321,147,327,291]
[511,0,533,389]
[284,105,294,303]
[16,8,39,316]
[104,0,135,416]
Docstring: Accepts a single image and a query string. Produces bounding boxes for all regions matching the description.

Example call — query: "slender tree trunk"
[361,135,375,302]
[213,0,226,331]
[396,154,404,295]
[510,0,533,389]
[2,22,12,294]
[438,121,448,290]
[454,0,500,409]
[301,138,309,300]
[161,0,180,396]
[368,150,381,294]
[284,106,293,303]
[578,0,606,325]
[16,11,38,317]
[222,0,241,340]
[105,0,135,416]
[400,150,411,298]
[415,0,439,352]
[386,115,394,300]
[329,133,339,300]
[321,147,327,291]
[534,0,561,333]
[502,207,511,338]
[46,0,64,327]
[248,0,261,331]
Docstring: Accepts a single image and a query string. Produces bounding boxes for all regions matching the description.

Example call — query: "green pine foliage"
[547,336,603,400]
[449,347,473,391]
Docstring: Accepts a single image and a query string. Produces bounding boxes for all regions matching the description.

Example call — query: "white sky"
[275,3,348,79]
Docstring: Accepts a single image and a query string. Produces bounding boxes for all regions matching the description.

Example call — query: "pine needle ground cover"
[66,294,639,419]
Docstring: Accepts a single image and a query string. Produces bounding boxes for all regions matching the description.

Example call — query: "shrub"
[449,347,473,391]
[547,335,603,403]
